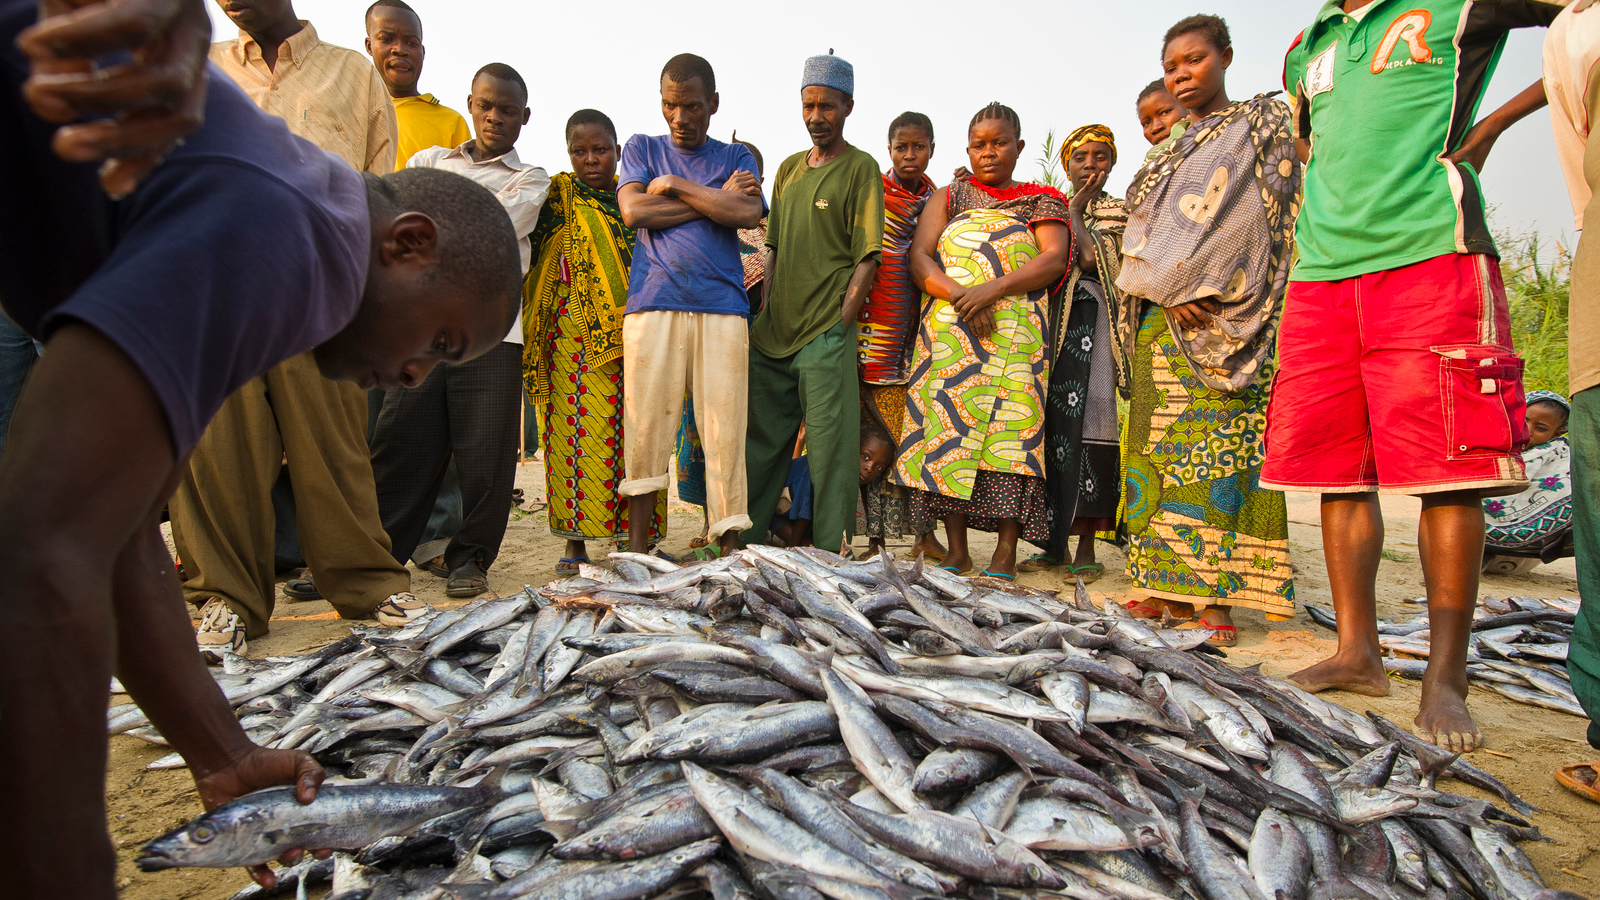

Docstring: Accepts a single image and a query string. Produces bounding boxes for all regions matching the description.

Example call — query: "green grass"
[1497,231,1570,396]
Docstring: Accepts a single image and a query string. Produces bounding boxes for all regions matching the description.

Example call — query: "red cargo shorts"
[1260,252,1528,496]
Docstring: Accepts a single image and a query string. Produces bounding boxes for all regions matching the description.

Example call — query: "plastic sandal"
[980,569,1016,581]
[1555,762,1600,803]
[555,556,588,577]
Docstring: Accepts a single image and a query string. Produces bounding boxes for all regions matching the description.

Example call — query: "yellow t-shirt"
[391,93,471,171]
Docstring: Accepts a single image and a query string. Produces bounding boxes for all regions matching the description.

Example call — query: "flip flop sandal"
[555,556,589,577]
[693,546,724,562]
[687,536,710,549]
[1017,554,1061,574]
[1125,598,1168,619]
[1555,762,1600,803]
[282,577,322,601]
[980,569,1016,581]
[937,564,973,575]
[1068,562,1107,583]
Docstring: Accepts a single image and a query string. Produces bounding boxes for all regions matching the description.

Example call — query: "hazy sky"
[207,0,1577,248]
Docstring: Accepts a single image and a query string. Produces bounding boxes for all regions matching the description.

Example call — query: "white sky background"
[208,0,1575,249]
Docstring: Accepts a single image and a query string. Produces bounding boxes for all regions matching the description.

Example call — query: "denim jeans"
[0,311,38,456]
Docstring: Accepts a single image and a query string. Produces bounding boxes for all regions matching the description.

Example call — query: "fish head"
[136,807,264,871]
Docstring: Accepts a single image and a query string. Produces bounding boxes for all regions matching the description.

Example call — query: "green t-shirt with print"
[1284,0,1565,282]
[753,144,884,358]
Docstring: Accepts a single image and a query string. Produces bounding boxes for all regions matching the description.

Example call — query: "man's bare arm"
[662,173,764,229]
[0,325,323,897]
[618,182,702,230]
[840,256,879,326]
[1448,79,1547,174]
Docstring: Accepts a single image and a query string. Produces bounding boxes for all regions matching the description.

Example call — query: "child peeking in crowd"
[772,427,895,547]
[1483,391,1575,564]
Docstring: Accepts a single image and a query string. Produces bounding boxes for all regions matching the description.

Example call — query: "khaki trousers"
[620,310,753,538]
[170,351,408,637]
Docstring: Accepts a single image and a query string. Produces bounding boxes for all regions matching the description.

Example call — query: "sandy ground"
[108,460,1599,899]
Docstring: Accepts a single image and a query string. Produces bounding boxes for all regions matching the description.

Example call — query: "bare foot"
[940,552,973,574]
[1416,675,1482,753]
[1289,651,1391,697]
[983,547,1018,578]
[913,532,947,559]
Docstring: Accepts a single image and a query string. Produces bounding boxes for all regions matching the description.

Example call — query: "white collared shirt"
[409,141,551,343]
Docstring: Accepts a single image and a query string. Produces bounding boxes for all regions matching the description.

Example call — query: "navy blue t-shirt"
[0,0,368,457]
[617,134,762,317]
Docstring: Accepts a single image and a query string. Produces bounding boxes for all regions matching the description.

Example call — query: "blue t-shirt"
[0,0,369,457]
[617,134,762,317]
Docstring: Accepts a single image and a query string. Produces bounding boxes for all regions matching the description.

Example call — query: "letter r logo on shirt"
[1371,10,1434,73]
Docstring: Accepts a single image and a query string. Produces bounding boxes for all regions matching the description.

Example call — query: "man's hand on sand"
[20,0,211,198]
[193,745,331,888]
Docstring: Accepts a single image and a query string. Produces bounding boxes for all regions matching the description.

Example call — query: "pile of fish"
[1306,596,1584,719]
[111,547,1588,900]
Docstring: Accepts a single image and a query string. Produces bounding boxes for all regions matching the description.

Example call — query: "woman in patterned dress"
[525,110,663,573]
[1026,124,1126,583]
[859,112,944,560]
[895,102,1073,579]
[1112,15,1301,643]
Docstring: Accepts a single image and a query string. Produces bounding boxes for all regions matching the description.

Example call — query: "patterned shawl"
[1062,191,1129,384]
[523,173,634,402]
[1114,94,1300,394]
[860,170,937,385]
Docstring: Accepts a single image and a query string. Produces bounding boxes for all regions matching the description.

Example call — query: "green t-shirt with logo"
[753,145,884,358]
[1284,0,1566,282]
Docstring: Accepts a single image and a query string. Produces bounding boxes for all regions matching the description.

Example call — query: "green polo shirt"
[753,145,884,358]
[1284,0,1566,282]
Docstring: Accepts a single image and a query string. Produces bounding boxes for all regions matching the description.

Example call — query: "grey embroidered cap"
[802,50,853,97]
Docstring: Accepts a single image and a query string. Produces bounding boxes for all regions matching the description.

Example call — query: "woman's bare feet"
[1416,671,1482,752]
[912,531,947,559]
[1289,649,1391,697]
[939,552,973,574]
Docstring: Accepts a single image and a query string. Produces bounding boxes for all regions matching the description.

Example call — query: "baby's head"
[860,429,895,484]
[1136,78,1184,147]
[1525,392,1570,448]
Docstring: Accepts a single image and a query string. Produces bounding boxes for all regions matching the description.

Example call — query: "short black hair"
[731,130,763,176]
[364,0,416,25]
[1529,398,1572,429]
[566,109,617,144]
[473,63,527,104]
[1163,14,1231,55]
[888,111,934,144]
[369,168,523,332]
[661,53,716,95]
[1137,79,1172,105]
[969,102,1021,139]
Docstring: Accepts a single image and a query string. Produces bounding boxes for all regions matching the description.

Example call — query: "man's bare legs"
[1413,492,1485,751]
[628,491,736,555]
[1291,490,1485,751]
[628,493,656,553]
[1290,493,1389,696]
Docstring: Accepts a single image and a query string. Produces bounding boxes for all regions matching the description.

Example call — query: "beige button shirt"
[409,141,551,343]
[1544,0,1600,394]
[210,22,398,175]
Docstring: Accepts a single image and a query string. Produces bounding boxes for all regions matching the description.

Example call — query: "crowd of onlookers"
[1,1,1599,894]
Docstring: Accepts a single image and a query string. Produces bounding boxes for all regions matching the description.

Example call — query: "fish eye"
[191,824,215,844]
